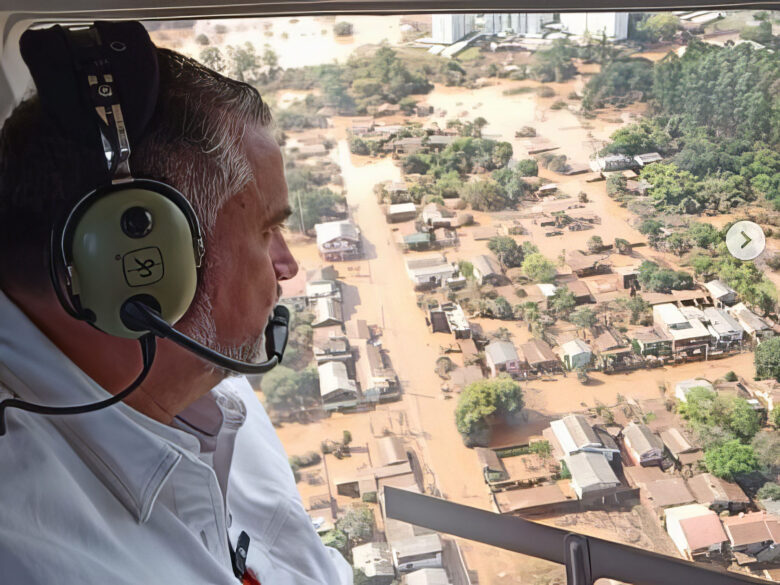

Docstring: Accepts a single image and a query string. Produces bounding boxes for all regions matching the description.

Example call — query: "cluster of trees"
[522,253,557,284]
[636,261,693,293]
[199,42,280,83]
[755,338,780,391]
[596,40,779,212]
[679,385,776,481]
[271,46,433,115]
[582,58,654,110]
[455,377,524,446]
[488,236,528,268]
[260,365,319,412]
[531,39,578,82]
[402,137,514,178]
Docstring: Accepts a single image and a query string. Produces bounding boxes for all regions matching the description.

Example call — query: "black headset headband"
[20,22,159,186]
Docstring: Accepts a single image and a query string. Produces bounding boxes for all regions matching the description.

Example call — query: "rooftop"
[315,220,359,245]
[723,512,780,547]
[352,542,395,578]
[564,452,620,490]
[472,254,502,277]
[486,341,520,365]
[645,478,696,509]
[318,361,357,398]
[687,473,750,508]
[393,533,443,558]
[623,422,664,455]
[659,427,698,456]
[560,338,591,357]
[679,513,728,551]
[520,339,558,366]
[370,436,407,468]
[704,279,735,299]
[495,483,572,513]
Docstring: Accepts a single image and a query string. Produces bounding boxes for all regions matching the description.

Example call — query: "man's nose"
[272,232,298,281]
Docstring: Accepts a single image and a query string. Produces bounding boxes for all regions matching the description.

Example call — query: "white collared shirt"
[0,290,352,585]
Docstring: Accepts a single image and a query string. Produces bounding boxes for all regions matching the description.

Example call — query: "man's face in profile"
[182,123,297,366]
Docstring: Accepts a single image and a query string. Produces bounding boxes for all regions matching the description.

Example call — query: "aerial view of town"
[152,11,780,584]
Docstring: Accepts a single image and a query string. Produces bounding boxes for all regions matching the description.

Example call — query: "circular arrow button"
[726,221,765,261]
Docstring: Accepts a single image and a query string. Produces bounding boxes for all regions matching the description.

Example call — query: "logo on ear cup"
[122,247,164,287]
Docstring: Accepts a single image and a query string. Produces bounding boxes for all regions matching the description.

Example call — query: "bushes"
[704,440,760,481]
[455,377,524,446]
[289,451,322,468]
[514,159,538,177]
[334,21,354,36]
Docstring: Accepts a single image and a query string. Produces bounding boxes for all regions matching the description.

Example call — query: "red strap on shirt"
[242,570,261,585]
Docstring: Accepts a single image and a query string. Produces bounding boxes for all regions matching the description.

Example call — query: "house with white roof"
[404,568,451,585]
[703,307,743,348]
[315,220,361,261]
[318,361,358,411]
[405,255,457,290]
[564,452,621,499]
[548,414,620,461]
[622,422,664,467]
[559,338,592,370]
[653,303,711,356]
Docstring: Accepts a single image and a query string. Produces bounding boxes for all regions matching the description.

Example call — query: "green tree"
[637,13,680,42]
[638,218,663,236]
[260,365,320,411]
[492,142,513,168]
[640,163,699,212]
[288,189,346,233]
[455,377,524,445]
[199,46,225,73]
[582,58,654,110]
[320,529,348,555]
[571,307,597,330]
[401,154,430,175]
[751,431,780,470]
[601,120,670,157]
[226,42,260,82]
[336,506,374,545]
[740,20,773,44]
[195,33,210,46]
[333,21,353,36]
[531,38,578,82]
[758,483,780,501]
[704,440,760,481]
[626,295,649,324]
[587,236,603,254]
[755,337,780,381]
[488,236,524,268]
[515,159,538,177]
[614,238,631,255]
[522,253,557,283]
[549,286,576,318]
[461,180,510,211]
[494,296,514,320]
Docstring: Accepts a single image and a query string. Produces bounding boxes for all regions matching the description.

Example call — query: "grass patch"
[457,47,482,61]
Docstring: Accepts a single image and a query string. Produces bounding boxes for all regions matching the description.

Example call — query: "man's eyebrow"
[268,206,293,226]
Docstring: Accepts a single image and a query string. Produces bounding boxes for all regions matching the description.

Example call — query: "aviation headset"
[0,21,289,435]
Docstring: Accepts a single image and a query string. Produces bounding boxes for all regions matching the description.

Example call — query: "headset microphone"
[0,22,290,434]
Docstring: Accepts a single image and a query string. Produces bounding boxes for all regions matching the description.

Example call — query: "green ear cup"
[68,187,199,338]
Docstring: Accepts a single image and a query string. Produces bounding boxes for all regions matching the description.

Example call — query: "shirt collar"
[0,289,191,523]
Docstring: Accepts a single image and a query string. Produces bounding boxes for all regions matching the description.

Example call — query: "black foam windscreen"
[19,21,159,183]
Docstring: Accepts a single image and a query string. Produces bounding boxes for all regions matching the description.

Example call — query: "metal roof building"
[622,422,664,467]
[564,452,620,499]
[352,542,396,584]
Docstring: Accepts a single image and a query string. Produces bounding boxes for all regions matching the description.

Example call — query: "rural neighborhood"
[151,10,780,585]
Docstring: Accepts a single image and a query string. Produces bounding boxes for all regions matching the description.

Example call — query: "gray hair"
[0,47,272,292]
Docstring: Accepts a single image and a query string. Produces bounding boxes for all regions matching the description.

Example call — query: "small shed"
[485,341,523,377]
[471,254,503,285]
[475,447,509,484]
[370,436,408,468]
[558,338,592,370]
[704,279,737,306]
[564,452,621,499]
[388,202,417,223]
[520,339,561,373]
[622,422,664,467]
[404,568,451,585]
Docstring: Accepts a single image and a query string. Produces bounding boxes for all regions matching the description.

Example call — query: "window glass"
[152,12,780,584]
